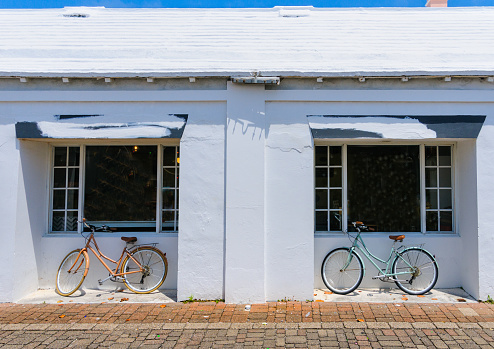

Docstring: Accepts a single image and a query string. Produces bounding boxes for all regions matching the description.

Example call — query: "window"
[315,144,454,233]
[51,147,80,232]
[49,145,179,233]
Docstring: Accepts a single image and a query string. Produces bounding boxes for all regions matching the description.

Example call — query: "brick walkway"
[1,302,494,348]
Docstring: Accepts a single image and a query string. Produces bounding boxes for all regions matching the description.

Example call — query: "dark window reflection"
[347,145,421,232]
[84,146,157,232]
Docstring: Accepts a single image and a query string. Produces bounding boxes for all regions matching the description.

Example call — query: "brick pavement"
[1,302,494,348]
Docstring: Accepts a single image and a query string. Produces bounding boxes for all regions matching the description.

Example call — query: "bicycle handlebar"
[80,218,112,233]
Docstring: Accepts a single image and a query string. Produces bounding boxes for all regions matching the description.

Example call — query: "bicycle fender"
[399,247,437,262]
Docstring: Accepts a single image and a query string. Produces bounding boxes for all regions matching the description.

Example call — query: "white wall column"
[177,105,226,301]
[476,119,494,300]
[0,124,20,302]
[265,103,315,301]
[456,140,479,299]
[225,82,266,303]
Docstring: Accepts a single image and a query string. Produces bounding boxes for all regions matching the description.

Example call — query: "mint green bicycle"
[321,221,438,295]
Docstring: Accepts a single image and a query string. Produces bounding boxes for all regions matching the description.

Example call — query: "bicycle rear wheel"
[121,247,168,294]
[56,249,89,296]
[321,248,364,294]
[392,248,438,295]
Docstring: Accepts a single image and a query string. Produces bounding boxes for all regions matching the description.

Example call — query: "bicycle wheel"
[321,248,364,294]
[392,248,438,295]
[121,247,168,294]
[56,249,89,296]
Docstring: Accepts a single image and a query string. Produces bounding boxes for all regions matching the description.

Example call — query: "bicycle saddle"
[389,235,405,242]
[121,236,137,243]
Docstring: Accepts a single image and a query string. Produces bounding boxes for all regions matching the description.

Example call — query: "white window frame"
[48,142,180,234]
[314,141,455,234]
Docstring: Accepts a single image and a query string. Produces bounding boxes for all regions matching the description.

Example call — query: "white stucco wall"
[477,117,494,300]
[0,124,19,302]
[177,103,226,301]
[264,103,315,302]
[224,83,266,303]
[0,78,492,303]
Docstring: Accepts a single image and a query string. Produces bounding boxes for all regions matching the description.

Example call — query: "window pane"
[440,189,452,209]
[439,168,452,187]
[439,146,451,166]
[53,168,66,188]
[53,190,65,210]
[68,147,80,166]
[329,168,342,187]
[54,147,67,166]
[425,168,437,187]
[315,146,328,166]
[425,146,437,166]
[67,168,79,188]
[329,146,342,166]
[440,211,453,231]
[347,145,420,232]
[163,146,176,167]
[163,189,175,209]
[163,168,176,188]
[315,189,328,209]
[315,211,328,231]
[67,189,78,209]
[52,212,65,231]
[330,189,342,209]
[315,168,328,188]
[162,211,175,231]
[66,211,78,231]
[426,189,438,209]
[426,211,438,231]
[330,211,342,231]
[84,146,157,231]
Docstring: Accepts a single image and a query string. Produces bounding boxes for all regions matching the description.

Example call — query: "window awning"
[16,114,188,139]
[308,115,486,139]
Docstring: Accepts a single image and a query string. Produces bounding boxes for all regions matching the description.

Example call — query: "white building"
[1,6,493,303]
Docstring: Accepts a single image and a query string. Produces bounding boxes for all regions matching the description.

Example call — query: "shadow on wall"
[228,116,267,140]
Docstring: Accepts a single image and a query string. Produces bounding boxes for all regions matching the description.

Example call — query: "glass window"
[84,146,157,232]
[50,145,179,233]
[162,146,180,232]
[315,146,343,232]
[347,145,421,233]
[51,147,80,232]
[315,144,454,234]
[425,145,453,232]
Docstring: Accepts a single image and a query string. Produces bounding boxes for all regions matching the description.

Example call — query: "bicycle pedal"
[97,279,103,285]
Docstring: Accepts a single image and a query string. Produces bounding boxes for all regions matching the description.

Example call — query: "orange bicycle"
[55,219,168,296]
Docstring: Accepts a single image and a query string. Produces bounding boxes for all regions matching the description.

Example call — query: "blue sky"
[1,0,492,8]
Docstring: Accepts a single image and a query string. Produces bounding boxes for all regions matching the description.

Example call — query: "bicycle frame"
[345,230,420,280]
[68,233,143,279]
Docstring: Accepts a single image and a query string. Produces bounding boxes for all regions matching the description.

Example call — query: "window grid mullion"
[78,145,85,234]
[156,145,163,234]
[326,146,330,231]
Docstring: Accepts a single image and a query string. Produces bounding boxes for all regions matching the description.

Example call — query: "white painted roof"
[0,7,493,77]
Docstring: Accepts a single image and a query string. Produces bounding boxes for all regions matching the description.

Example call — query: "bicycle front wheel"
[321,248,364,294]
[392,248,438,295]
[121,247,168,294]
[56,249,89,296]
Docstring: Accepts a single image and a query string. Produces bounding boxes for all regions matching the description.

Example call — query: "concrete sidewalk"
[17,287,476,304]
